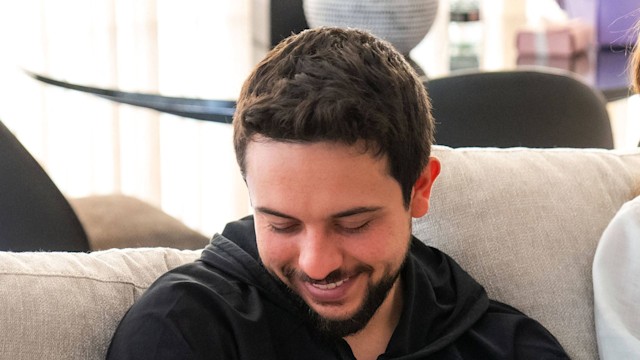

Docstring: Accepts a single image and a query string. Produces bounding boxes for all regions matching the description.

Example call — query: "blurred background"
[0,0,638,237]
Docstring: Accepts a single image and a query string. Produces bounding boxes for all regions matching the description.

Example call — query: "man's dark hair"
[233,27,434,206]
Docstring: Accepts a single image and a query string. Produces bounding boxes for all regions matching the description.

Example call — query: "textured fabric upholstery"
[0,247,201,359]
[68,194,210,250]
[0,146,638,360]
[414,146,640,360]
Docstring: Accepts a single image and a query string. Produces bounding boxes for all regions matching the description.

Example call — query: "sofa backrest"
[0,146,639,360]
[0,247,201,359]
[414,146,640,360]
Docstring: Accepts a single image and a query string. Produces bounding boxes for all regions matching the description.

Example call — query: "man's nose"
[297,228,343,281]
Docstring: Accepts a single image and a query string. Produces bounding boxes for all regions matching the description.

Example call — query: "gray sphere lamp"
[302,0,439,76]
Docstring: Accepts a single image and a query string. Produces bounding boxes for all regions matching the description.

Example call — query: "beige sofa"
[1,146,639,360]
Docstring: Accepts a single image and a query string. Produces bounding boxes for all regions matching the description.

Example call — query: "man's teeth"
[312,278,349,290]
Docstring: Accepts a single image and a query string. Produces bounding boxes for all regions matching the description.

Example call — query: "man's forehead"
[244,137,385,162]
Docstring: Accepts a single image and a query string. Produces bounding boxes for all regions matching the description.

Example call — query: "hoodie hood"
[200,216,298,309]
[200,216,489,359]
[382,240,489,359]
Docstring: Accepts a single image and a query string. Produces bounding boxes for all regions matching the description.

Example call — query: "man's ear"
[410,156,441,218]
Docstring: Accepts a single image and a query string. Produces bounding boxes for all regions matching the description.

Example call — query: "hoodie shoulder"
[446,300,570,359]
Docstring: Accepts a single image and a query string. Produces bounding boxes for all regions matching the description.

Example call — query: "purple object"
[598,2,639,47]
[557,0,639,47]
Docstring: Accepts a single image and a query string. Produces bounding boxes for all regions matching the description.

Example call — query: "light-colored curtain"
[0,0,562,240]
[0,0,252,237]
[0,0,636,238]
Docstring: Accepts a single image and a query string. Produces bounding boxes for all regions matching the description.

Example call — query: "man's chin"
[308,308,370,338]
[308,298,357,316]
[275,263,405,338]
[305,276,400,338]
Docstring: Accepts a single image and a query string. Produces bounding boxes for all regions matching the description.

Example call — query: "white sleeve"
[593,195,640,359]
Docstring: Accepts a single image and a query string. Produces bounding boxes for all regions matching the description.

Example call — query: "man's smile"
[310,277,350,290]
[302,274,360,305]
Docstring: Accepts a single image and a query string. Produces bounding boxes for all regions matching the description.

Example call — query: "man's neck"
[344,278,404,360]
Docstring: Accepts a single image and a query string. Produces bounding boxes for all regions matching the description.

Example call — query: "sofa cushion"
[0,247,201,360]
[413,146,640,360]
[69,194,210,250]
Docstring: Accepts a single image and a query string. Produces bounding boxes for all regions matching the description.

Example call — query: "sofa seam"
[0,271,153,290]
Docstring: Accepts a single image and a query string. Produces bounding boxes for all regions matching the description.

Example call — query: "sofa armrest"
[68,194,210,250]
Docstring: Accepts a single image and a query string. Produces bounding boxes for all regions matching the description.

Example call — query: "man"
[107,27,568,359]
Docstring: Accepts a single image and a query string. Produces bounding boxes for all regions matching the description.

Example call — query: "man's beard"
[282,264,404,339]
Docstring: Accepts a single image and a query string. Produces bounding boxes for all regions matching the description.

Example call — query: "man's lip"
[310,277,349,290]
[301,275,358,303]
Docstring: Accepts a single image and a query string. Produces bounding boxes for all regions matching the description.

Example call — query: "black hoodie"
[107,217,569,359]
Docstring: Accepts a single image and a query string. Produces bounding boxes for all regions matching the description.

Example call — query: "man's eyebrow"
[254,207,298,220]
[254,206,382,220]
[332,207,382,219]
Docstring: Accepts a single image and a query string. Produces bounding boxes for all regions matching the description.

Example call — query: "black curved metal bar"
[26,71,236,124]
